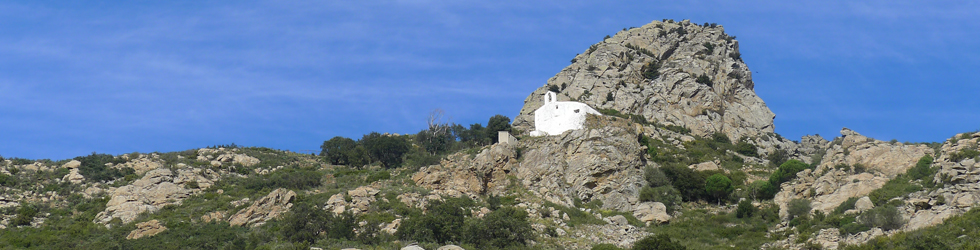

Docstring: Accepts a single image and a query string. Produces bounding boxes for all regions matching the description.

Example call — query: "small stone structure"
[498,131,517,145]
[530,91,600,136]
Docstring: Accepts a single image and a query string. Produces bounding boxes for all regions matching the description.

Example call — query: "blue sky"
[1,1,978,160]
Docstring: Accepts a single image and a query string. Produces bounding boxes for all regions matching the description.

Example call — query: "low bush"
[787,198,812,221]
[858,205,903,231]
[639,186,682,213]
[736,200,757,218]
[833,197,860,215]
[633,234,686,250]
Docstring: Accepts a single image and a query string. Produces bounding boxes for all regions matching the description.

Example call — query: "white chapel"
[529,91,601,136]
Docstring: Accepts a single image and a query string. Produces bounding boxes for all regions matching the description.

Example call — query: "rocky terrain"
[1,19,978,250]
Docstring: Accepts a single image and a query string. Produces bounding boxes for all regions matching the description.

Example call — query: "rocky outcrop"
[413,143,519,197]
[516,115,645,212]
[94,167,219,225]
[126,219,167,239]
[817,128,932,178]
[325,186,380,215]
[775,168,889,217]
[95,169,192,225]
[902,132,980,231]
[775,128,932,217]
[115,156,164,175]
[514,20,775,142]
[196,148,260,167]
[229,188,295,227]
[61,160,85,184]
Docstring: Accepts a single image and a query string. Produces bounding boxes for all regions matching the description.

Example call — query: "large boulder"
[633,202,671,225]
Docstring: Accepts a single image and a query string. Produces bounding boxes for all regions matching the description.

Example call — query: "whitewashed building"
[530,91,601,136]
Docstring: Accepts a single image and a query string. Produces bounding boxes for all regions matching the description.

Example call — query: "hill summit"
[514,19,775,141]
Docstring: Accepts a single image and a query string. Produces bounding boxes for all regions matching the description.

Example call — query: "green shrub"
[462,206,533,248]
[695,74,712,86]
[360,132,411,168]
[633,234,686,250]
[644,166,671,188]
[592,243,625,250]
[748,180,778,200]
[548,85,560,92]
[787,198,812,221]
[949,148,980,162]
[641,62,661,80]
[736,200,757,219]
[767,149,789,167]
[0,173,16,187]
[398,197,474,244]
[859,205,903,231]
[75,153,132,183]
[12,204,38,226]
[735,141,758,157]
[907,155,935,180]
[834,197,860,215]
[366,170,391,183]
[868,175,922,206]
[639,186,682,213]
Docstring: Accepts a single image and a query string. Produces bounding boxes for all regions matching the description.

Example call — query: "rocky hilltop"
[514,19,775,142]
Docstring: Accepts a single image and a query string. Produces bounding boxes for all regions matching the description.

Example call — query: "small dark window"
[574,109,580,113]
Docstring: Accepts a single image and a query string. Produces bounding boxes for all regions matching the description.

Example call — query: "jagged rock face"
[775,168,889,218]
[516,116,645,212]
[514,19,774,141]
[774,128,930,218]
[229,188,295,227]
[413,143,518,197]
[903,132,980,231]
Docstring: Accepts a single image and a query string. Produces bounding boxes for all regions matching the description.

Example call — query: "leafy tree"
[320,136,356,165]
[416,124,454,155]
[633,234,686,250]
[347,146,370,168]
[486,115,512,144]
[360,132,410,168]
[705,174,734,204]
